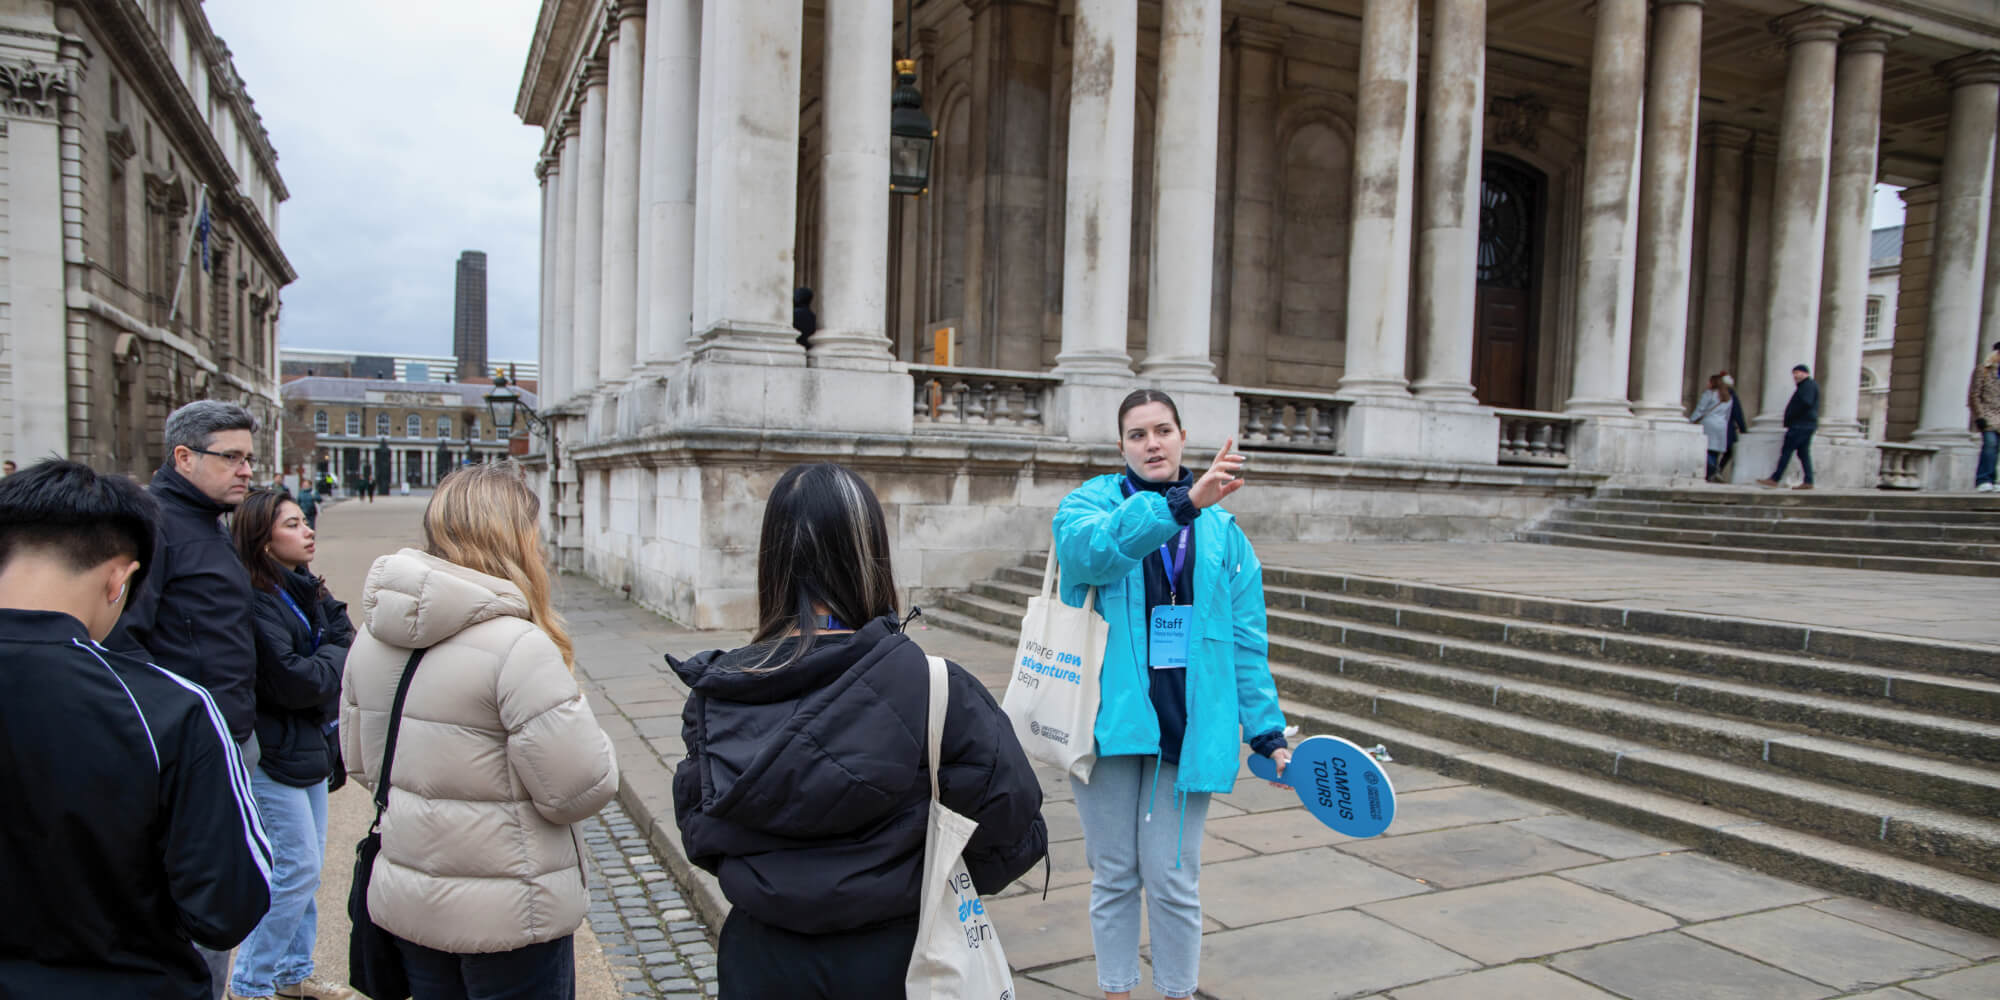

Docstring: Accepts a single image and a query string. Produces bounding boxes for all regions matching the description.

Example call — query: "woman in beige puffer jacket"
[341,464,618,995]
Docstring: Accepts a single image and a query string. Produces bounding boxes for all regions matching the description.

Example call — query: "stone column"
[551,119,582,403]
[1751,9,1852,430]
[1816,23,1904,438]
[571,64,610,396]
[600,4,646,384]
[1338,0,1420,397]
[691,0,806,362]
[637,0,701,365]
[966,0,1057,372]
[536,159,558,402]
[1411,0,1483,402]
[1733,143,1777,421]
[1694,124,1750,384]
[1628,0,1704,418]
[1142,0,1223,384]
[1982,138,2000,356]
[815,0,896,364]
[1563,0,1647,416]
[1913,52,2000,445]
[1053,0,1138,379]
[1223,20,1284,387]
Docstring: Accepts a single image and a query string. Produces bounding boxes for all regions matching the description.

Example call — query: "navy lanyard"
[277,589,323,651]
[1122,478,1193,605]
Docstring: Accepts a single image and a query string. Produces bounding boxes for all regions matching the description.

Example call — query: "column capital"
[963,0,1056,15]
[1769,8,1859,46]
[1652,0,1704,9]
[535,158,552,182]
[1226,16,1288,53]
[1701,121,1756,149]
[559,110,582,139]
[581,60,610,91]
[1937,51,2000,89]
[1841,19,1910,54]
[608,0,646,21]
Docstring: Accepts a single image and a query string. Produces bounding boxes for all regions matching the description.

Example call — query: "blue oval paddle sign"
[1247,735,1396,838]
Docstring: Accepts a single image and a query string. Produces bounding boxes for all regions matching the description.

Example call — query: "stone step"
[1263,567,2000,681]
[1273,699,2000,935]
[1263,585,2000,722]
[1563,506,2000,543]
[971,578,1041,608]
[917,604,1019,650]
[1602,487,2000,513]
[1265,632,2000,816]
[1587,497,2000,526]
[1520,528,2000,579]
[935,591,1027,633]
[1538,514,2000,563]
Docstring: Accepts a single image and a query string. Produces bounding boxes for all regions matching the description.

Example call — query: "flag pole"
[167,184,206,326]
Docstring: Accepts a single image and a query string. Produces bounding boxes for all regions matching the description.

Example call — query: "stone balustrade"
[909,366,1062,433]
[1875,442,1936,490]
[1236,390,1349,454]
[1493,408,1580,467]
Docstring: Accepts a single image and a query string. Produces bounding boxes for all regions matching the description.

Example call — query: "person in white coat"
[341,464,618,1000]
[1689,373,1733,482]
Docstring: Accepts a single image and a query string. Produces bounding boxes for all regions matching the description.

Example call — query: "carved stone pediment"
[0,58,73,121]
[106,123,136,161]
[145,170,188,215]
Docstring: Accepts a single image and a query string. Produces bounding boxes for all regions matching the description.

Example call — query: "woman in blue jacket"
[1052,389,1291,1000]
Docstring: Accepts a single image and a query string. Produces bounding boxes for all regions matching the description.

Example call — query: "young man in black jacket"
[1759,364,1821,490]
[0,460,272,1000]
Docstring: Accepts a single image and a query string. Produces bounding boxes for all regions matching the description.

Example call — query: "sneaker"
[1755,478,1780,488]
[1794,483,1814,490]
[1979,483,1997,492]
[275,979,359,1000]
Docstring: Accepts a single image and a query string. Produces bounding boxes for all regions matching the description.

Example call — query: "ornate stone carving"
[145,170,188,216]
[106,122,137,161]
[1491,94,1548,152]
[0,58,73,120]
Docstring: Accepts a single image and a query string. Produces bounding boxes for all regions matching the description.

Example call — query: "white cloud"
[203,0,547,365]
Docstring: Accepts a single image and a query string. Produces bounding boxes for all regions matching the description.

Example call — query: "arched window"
[375,413,389,436]
[346,411,360,435]
[437,416,451,439]
[405,414,422,439]
[313,410,328,433]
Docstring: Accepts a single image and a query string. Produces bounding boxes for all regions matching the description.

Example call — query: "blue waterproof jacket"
[1053,473,1286,794]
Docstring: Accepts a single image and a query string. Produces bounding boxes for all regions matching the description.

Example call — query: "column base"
[1336,375,1413,398]
[666,354,915,436]
[692,321,808,365]
[1052,350,1136,380]
[1340,396,1497,464]
[1137,356,1220,385]
[1572,415,1706,481]
[808,330,900,369]
[1409,378,1478,404]
[1564,396,1636,418]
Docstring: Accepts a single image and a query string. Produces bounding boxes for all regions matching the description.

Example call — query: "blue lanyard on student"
[278,589,323,651]
[1122,478,1193,605]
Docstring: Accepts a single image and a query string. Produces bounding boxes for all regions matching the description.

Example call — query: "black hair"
[1793,364,1811,374]
[1117,388,1183,437]
[230,489,315,596]
[0,459,158,592]
[746,463,900,671]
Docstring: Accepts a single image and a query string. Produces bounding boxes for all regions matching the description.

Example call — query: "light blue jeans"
[229,767,328,997]
[1071,755,1211,998]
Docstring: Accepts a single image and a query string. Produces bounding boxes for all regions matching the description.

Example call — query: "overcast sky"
[204,0,547,366]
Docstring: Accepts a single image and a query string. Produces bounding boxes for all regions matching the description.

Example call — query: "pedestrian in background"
[342,464,618,1000]
[107,400,265,998]
[228,490,355,1000]
[1052,389,1291,1000]
[1968,341,2000,492]
[297,481,320,530]
[0,459,272,999]
[1689,373,1731,483]
[792,286,817,350]
[670,462,1046,999]
[2,459,14,476]
[1720,373,1748,478]
[1759,364,1820,490]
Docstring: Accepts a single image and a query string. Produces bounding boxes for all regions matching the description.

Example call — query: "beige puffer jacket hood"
[340,548,619,954]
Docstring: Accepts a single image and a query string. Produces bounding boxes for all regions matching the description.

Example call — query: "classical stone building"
[279,375,532,489]
[518,0,2000,627]
[1,0,293,479]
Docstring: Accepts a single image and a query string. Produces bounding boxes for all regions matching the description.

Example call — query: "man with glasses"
[109,400,266,1000]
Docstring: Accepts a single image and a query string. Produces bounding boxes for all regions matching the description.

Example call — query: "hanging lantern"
[889,59,934,196]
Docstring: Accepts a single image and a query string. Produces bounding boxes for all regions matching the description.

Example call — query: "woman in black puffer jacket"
[228,489,354,1000]
[671,463,1048,1000]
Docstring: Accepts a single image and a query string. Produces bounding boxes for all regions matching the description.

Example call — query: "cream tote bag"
[906,655,1016,1000]
[1000,549,1106,782]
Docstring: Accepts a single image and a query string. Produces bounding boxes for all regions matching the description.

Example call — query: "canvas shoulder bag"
[1000,548,1106,781]
[905,655,1016,1000]
[348,646,426,1000]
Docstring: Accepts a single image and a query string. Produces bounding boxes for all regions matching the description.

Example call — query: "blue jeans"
[1072,756,1211,998]
[1977,429,1998,486]
[230,769,328,997]
[1773,425,1816,485]
[395,934,575,1000]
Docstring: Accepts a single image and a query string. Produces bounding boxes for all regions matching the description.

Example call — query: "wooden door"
[1473,158,1542,409]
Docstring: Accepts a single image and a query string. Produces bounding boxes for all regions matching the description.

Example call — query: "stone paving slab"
[1558,851,1831,922]
[1548,931,1831,1000]
[1385,963,1618,999]
[1682,906,1967,992]
[1904,961,2000,999]
[1193,911,1480,1000]
[1341,824,1601,889]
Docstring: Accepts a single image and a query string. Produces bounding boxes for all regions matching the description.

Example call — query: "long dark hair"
[1117,388,1183,436]
[746,463,900,671]
[230,489,311,595]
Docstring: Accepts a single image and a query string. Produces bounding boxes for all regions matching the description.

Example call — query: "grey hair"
[164,400,258,454]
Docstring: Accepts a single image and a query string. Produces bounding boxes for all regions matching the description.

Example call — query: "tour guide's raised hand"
[1189,437,1247,509]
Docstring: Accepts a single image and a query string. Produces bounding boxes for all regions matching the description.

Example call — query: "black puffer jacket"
[250,569,353,786]
[670,617,1046,935]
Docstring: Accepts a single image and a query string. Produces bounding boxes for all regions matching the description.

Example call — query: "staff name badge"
[1149,605,1191,669]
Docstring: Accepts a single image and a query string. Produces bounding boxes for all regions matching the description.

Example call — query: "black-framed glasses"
[189,446,255,468]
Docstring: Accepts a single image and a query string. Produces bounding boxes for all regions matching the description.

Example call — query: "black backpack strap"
[370,646,428,830]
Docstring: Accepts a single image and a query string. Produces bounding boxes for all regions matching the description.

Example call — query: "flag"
[196,193,211,274]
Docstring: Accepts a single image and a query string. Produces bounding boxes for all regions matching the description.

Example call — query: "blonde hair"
[422,463,574,670]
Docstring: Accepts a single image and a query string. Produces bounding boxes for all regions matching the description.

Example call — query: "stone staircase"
[1520,487,2000,577]
[925,554,2000,934]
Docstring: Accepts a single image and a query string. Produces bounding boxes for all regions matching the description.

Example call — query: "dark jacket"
[0,610,272,1000]
[1783,377,1821,429]
[1727,395,1748,447]
[109,465,259,744]
[250,569,353,787]
[670,617,1047,935]
[793,287,817,350]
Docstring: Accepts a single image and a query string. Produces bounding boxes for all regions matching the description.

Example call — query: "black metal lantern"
[483,374,545,435]
[890,59,934,196]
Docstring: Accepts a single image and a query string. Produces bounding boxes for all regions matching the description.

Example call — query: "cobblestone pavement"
[578,800,718,999]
